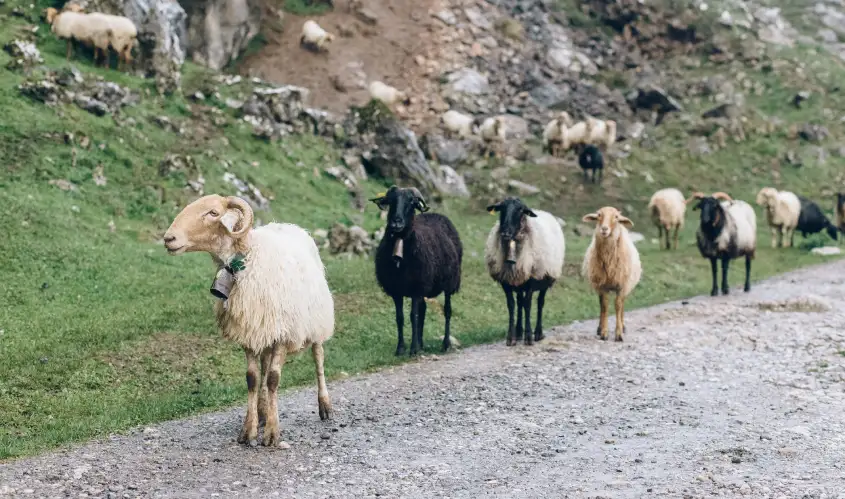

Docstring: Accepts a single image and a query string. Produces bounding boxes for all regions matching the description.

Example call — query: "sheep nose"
[163,235,175,244]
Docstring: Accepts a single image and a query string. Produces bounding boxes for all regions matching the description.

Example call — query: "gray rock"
[364,118,442,198]
[184,0,262,70]
[356,8,378,25]
[423,135,471,166]
[464,7,492,30]
[529,83,568,109]
[507,180,540,196]
[438,165,470,198]
[499,114,529,140]
[817,29,839,43]
[3,39,42,70]
[447,68,490,95]
[434,9,456,26]
[811,246,841,256]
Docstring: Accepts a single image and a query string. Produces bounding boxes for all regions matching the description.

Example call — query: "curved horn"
[226,196,254,238]
[408,187,429,212]
[685,191,705,204]
[711,191,733,201]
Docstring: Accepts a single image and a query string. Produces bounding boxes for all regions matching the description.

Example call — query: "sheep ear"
[524,209,538,217]
[582,213,598,222]
[692,201,702,211]
[486,203,501,214]
[220,210,241,233]
[618,216,634,228]
[369,192,387,209]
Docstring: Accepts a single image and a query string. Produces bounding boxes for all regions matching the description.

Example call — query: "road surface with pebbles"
[2,262,845,498]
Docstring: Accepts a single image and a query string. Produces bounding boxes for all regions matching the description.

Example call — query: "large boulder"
[181,0,262,70]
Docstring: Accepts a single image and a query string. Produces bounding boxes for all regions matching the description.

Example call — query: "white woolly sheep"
[441,110,477,138]
[647,188,688,250]
[479,116,507,158]
[581,206,642,342]
[542,111,573,157]
[755,187,800,248]
[485,197,565,346]
[692,192,757,296]
[559,119,593,152]
[300,20,334,51]
[368,80,410,108]
[50,11,111,64]
[163,195,334,447]
[87,12,138,70]
[585,116,617,149]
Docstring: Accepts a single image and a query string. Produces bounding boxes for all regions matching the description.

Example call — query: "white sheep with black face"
[300,19,335,51]
[163,194,334,447]
[485,197,565,346]
[369,80,411,108]
[479,116,507,158]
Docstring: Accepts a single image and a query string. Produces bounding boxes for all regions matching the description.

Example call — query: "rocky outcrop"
[181,0,262,71]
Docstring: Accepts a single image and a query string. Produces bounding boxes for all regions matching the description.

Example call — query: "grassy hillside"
[1,0,844,459]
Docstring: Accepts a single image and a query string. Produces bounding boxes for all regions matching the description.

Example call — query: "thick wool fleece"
[485,210,566,288]
[214,223,334,353]
[581,224,642,297]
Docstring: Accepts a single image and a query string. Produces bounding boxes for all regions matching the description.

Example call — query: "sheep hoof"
[615,334,624,342]
[744,285,751,293]
[534,332,545,342]
[395,344,406,356]
[524,337,534,346]
[441,339,451,352]
[710,289,719,297]
[599,332,608,341]
[722,288,730,295]
[515,329,524,340]
[506,337,516,346]
[318,395,333,421]
[238,423,258,445]
[596,326,602,337]
[262,429,280,447]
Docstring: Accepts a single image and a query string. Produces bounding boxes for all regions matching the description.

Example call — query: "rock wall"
[181,0,262,71]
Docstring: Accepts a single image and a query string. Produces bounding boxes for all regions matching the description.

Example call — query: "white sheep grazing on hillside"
[647,188,688,250]
[479,116,507,158]
[441,110,477,138]
[693,192,757,296]
[560,119,593,152]
[163,195,334,447]
[581,206,642,342]
[585,116,617,149]
[369,80,410,108]
[49,11,111,64]
[542,111,573,157]
[300,20,334,51]
[82,12,137,70]
[755,187,801,248]
[485,197,565,346]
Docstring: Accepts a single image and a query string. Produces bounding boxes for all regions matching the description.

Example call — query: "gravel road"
[3,262,845,498]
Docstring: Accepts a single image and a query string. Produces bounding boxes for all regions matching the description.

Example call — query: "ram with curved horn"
[371,185,463,356]
[163,194,335,447]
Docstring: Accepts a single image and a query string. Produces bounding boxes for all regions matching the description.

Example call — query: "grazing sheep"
[581,207,642,342]
[163,195,334,447]
[755,187,800,248]
[300,20,334,51]
[560,119,593,152]
[370,186,463,356]
[87,12,138,70]
[369,80,411,108]
[836,193,845,240]
[479,116,507,158]
[693,193,757,296]
[440,110,477,138]
[50,11,111,64]
[796,195,838,242]
[578,144,604,184]
[647,188,687,250]
[485,197,565,346]
[585,117,617,149]
[542,111,573,157]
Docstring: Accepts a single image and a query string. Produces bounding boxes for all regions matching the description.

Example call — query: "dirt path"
[3,262,845,498]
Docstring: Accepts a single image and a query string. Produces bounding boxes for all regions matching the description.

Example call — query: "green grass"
[282,0,333,16]
[1,0,845,461]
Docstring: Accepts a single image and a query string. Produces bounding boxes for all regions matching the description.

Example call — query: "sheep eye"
[208,210,219,217]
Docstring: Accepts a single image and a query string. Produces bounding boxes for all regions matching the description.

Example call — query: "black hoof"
[615,336,624,342]
[506,338,516,346]
[722,288,730,296]
[524,338,534,346]
[710,289,719,297]
[534,332,545,342]
[596,327,602,336]
[395,344,406,356]
[442,340,451,352]
[600,335,608,341]
[744,285,751,293]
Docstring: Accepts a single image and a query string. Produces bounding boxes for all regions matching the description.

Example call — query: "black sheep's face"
[694,197,722,228]
[487,197,537,241]
[370,186,428,236]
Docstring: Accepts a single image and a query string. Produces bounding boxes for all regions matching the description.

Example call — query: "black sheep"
[578,144,604,184]
[796,195,838,243]
[836,193,845,235]
[370,186,463,356]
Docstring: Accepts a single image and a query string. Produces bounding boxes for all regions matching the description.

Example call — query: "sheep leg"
[312,342,333,420]
[262,343,286,447]
[66,39,73,60]
[720,257,731,295]
[503,284,517,346]
[770,228,778,248]
[598,293,609,341]
[515,289,524,341]
[780,227,788,248]
[657,226,665,249]
[442,293,452,352]
[672,226,680,250]
[664,225,672,250]
[392,295,406,356]
[257,347,272,424]
[533,288,547,342]
[523,289,534,346]
[409,296,422,356]
[418,298,427,354]
[237,349,260,445]
[614,293,625,342]
[744,255,752,293]
[709,258,719,297]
